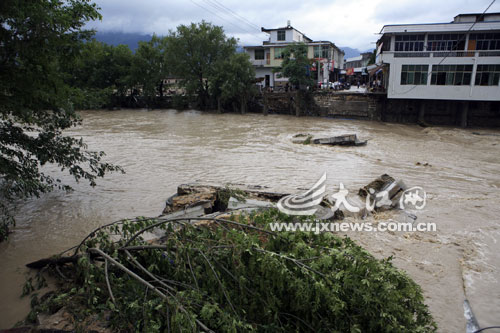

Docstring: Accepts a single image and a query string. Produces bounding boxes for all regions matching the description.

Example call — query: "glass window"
[431,64,473,85]
[254,49,265,60]
[400,64,428,85]
[277,30,286,41]
[427,34,465,51]
[475,64,500,86]
[313,45,329,58]
[469,33,500,50]
[395,34,424,52]
[274,47,284,59]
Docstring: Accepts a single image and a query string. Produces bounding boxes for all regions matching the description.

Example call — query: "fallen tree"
[23,206,437,332]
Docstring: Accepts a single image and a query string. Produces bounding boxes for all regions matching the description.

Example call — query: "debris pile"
[293,134,367,146]
[18,183,436,332]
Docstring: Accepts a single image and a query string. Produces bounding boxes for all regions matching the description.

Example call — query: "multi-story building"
[376,13,500,102]
[244,22,344,89]
[344,52,372,83]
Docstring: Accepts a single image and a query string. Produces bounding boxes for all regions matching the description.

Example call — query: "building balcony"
[251,59,271,66]
[387,50,500,58]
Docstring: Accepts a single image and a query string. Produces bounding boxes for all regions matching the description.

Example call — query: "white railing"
[389,50,499,58]
[251,59,270,66]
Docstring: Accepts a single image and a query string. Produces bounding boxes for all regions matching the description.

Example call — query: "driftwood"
[26,255,80,269]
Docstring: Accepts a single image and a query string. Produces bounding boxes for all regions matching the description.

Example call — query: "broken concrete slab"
[227,197,275,211]
[358,174,407,211]
[313,134,367,146]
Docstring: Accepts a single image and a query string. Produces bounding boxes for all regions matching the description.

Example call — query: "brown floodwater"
[0,109,499,332]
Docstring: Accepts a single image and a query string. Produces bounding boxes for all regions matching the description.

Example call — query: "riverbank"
[114,90,500,128]
[0,110,499,331]
[13,182,437,332]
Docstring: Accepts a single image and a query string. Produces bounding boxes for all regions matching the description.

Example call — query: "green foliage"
[65,39,134,109]
[211,53,256,113]
[0,0,123,239]
[27,211,437,332]
[368,49,376,65]
[216,185,248,210]
[129,35,169,105]
[171,94,188,110]
[274,43,314,88]
[165,21,238,109]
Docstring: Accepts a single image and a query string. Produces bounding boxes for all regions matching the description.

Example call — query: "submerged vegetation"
[0,0,255,239]
[24,209,437,332]
[0,0,124,240]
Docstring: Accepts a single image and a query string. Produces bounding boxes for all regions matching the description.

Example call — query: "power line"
[436,0,496,66]
[394,0,496,96]
[209,0,261,31]
[200,0,258,35]
[190,0,264,42]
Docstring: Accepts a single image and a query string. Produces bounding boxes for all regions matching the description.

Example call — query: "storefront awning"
[369,64,385,76]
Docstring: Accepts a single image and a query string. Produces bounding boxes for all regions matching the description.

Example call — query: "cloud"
[87,0,500,50]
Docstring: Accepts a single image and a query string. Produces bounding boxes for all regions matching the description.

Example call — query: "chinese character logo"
[277,173,326,215]
[399,186,426,210]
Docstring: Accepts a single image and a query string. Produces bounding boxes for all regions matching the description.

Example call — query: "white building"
[344,52,372,83]
[244,22,344,89]
[376,12,500,102]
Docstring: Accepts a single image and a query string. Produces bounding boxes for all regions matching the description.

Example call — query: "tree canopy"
[129,35,168,103]
[274,43,314,89]
[165,21,239,110]
[0,0,123,239]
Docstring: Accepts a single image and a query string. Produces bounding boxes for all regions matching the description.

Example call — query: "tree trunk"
[158,80,164,97]
[217,96,222,114]
[240,95,246,114]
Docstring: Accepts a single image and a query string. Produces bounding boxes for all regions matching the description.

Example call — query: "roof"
[261,25,312,42]
[243,41,344,53]
[345,55,362,62]
[379,21,500,34]
[454,12,500,17]
[379,12,500,34]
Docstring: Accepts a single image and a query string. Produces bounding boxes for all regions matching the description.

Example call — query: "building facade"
[344,52,372,84]
[244,22,344,89]
[376,13,500,102]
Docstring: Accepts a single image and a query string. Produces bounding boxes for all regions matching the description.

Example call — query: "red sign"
[346,68,355,76]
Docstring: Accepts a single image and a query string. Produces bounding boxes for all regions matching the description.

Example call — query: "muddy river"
[1,109,499,332]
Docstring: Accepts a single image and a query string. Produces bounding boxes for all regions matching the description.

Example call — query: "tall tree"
[274,43,314,89]
[212,53,256,113]
[0,0,122,240]
[165,21,237,109]
[129,35,168,106]
[66,40,134,109]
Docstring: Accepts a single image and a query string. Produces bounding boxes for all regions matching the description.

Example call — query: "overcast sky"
[87,0,500,51]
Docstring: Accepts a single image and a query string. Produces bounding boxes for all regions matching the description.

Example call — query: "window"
[430,65,473,85]
[254,49,265,60]
[475,64,500,86]
[427,34,465,51]
[274,47,284,59]
[277,30,286,41]
[313,45,329,59]
[395,34,425,52]
[469,33,500,50]
[401,65,429,85]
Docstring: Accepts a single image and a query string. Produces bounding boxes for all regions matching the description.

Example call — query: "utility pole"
[317,59,320,86]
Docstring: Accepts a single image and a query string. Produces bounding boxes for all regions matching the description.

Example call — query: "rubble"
[18,179,436,332]
[292,133,368,146]
[313,134,367,146]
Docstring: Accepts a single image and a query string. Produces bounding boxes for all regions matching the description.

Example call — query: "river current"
[1,109,499,332]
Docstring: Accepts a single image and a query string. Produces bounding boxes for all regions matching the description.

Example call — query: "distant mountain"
[94,31,248,54]
[340,47,374,59]
[93,32,372,60]
[94,32,152,52]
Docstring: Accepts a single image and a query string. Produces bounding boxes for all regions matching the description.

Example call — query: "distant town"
[95,12,500,127]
